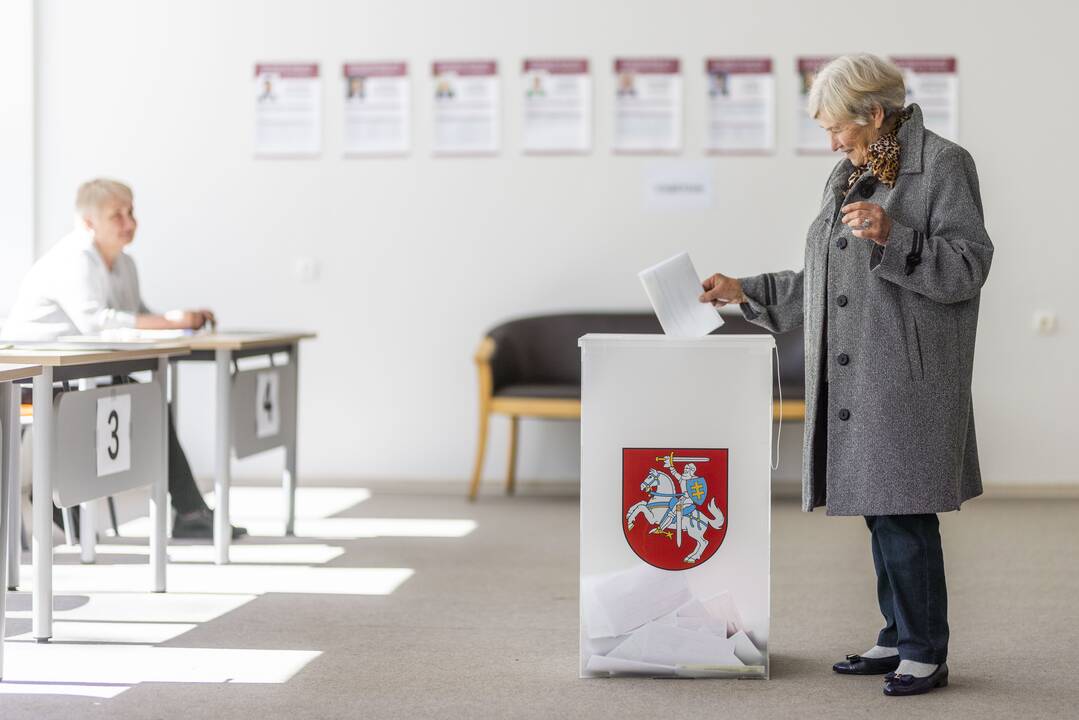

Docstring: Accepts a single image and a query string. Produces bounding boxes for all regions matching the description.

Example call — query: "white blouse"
[2,229,150,340]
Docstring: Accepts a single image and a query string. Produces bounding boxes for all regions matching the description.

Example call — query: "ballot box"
[578,334,775,679]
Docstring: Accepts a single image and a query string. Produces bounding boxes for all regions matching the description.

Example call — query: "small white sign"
[256,371,281,439]
[644,161,714,211]
[96,394,132,477]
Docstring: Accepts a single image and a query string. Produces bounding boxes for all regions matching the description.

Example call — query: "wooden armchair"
[468,312,806,499]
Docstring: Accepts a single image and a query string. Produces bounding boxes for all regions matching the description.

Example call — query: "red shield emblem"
[622,448,728,571]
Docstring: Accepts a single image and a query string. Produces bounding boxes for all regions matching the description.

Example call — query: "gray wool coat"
[739,104,993,516]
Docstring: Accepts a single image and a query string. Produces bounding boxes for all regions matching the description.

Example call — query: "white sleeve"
[54,257,137,334]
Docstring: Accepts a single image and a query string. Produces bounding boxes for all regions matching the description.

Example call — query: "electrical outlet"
[1032,309,1057,335]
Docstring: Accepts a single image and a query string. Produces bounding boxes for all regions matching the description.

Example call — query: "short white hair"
[75,178,133,215]
[807,54,906,126]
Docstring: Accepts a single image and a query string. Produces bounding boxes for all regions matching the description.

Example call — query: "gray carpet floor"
[2,488,1078,719]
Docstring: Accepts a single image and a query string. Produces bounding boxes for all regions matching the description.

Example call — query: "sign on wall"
[612,58,682,153]
[522,58,591,154]
[705,58,775,154]
[342,61,410,156]
[432,60,500,155]
[795,56,834,154]
[892,56,959,142]
[254,63,322,156]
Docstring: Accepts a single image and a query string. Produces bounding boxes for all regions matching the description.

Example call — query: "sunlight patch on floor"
[22,563,414,596]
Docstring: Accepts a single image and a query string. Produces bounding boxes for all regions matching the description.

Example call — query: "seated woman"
[2,178,244,539]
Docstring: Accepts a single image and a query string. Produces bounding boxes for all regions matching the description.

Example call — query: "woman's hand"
[699,273,746,307]
[164,309,215,330]
[841,201,892,246]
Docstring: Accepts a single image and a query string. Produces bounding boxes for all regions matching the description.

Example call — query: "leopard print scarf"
[847,107,912,190]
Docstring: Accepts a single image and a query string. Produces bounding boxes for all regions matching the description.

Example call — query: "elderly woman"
[700,54,992,697]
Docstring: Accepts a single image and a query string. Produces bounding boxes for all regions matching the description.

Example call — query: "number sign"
[96,393,132,476]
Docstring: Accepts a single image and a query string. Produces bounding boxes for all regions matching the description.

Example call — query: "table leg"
[78,379,97,564]
[150,357,168,591]
[283,344,299,536]
[214,349,232,565]
[32,367,53,642]
[79,500,97,564]
[0,382,12,678]
[4,385,18,591]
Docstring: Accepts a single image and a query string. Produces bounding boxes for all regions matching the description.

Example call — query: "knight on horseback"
[651,454,705,534]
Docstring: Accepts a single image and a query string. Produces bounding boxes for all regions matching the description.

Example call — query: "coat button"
[837,352,850,366]
[859,181,876,198]
[836,237,848,250]
[836,294,848,307]
[839,408,851,421]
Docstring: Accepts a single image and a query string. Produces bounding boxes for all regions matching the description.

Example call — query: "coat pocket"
[903,303,960,382]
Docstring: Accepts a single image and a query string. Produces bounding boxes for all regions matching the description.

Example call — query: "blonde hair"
[75,178,133,214]
[807,54,906,126]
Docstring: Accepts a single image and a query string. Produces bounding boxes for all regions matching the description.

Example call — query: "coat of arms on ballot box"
[622,448,728,570]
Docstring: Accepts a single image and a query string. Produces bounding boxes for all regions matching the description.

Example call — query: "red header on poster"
[255,63,319,78]
[706,58,772,74]
[797,56,834,73]
[614,58,680,74]
[433,60,498,76]
[891,56,957,73]
[343,62,407,78]
[523,58,589,74]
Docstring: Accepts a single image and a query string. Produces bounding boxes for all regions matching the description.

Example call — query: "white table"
[174,331,315,564]
[0,344,189,643]
[0,363,43,680]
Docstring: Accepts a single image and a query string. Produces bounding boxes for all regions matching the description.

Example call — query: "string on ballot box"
[771,343,782,472]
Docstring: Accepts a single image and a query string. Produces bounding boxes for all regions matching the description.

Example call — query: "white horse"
[626,467,725,564]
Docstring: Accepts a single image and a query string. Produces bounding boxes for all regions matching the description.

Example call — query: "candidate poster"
[613,58,682,153]
[432,60,499,154]
[705,58,775,154]
[795,56,833,154]
[254,63,321,156]
[892,56,959,142]
[522,58,591,153]
[342,61,410,156]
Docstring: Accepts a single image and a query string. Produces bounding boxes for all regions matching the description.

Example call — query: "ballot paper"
[586,655,675,676]
[585,565,691,639]
[638,252,723,337]
[582,566,765,678]
[609,622,740,667]
[730,630,765,666]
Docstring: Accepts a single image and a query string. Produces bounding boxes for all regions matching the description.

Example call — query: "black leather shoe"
[172,509,248,540]
[833,653,901,675]
[883,663,949,696]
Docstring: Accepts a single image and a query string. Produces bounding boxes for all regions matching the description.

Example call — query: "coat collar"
[896,103,925,176]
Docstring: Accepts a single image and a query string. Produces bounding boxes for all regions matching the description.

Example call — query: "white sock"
[896,659,938,677]
[861,645,899,659]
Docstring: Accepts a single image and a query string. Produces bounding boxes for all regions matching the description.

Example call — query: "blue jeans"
[865,514,949,664]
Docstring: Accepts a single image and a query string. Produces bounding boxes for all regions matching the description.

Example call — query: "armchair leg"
[468,406,491,501]
[505,415,519,496]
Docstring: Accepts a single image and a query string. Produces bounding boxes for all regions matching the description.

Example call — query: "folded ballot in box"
[580,447,770,679]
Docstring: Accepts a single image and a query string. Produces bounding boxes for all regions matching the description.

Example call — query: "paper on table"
[638,252,723,337]
[586,565,692,638]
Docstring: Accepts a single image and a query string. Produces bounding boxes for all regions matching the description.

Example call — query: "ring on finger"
[860,217,872,229]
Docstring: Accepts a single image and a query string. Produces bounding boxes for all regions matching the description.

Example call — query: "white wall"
[29,0,1079,488]
[0,0,35,310]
